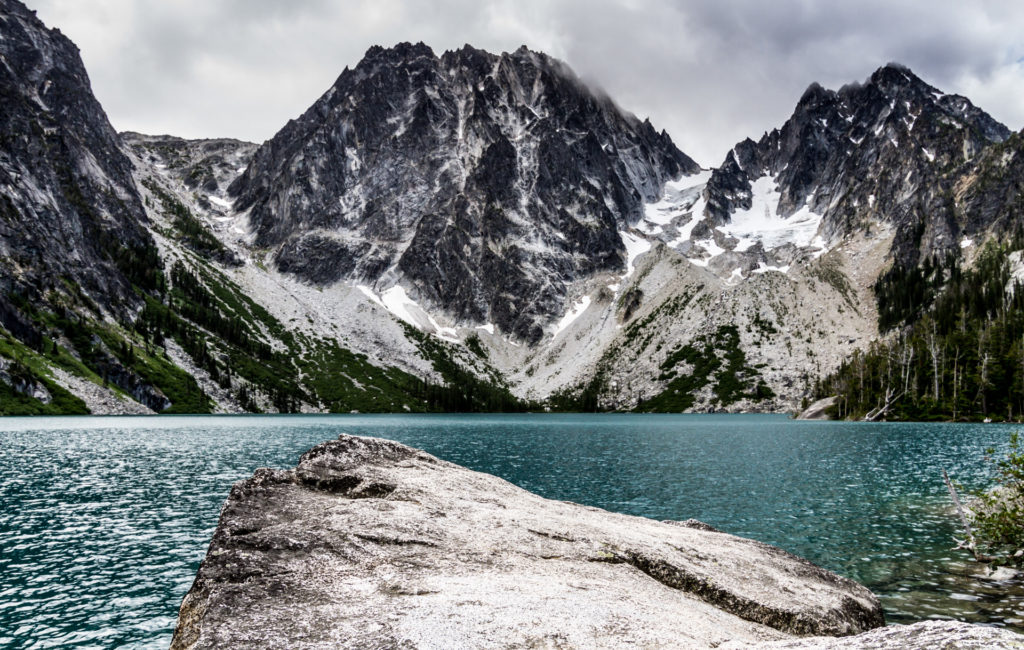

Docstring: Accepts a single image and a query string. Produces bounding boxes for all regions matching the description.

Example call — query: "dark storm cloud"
[26,0,1024,165]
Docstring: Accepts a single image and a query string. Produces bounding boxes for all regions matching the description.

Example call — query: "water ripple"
[0,414,1020,647]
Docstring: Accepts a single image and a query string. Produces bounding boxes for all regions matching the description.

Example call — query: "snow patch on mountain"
[752,262,791,274]
[637,169,830,278]
[639,170,712,236]
[620,230,652,279]
[688,238,725,267]
[208,195,233,209]
[379,285,460,342]
[553,296,592,338]
[356,283,461,345]
[722,176,825,251]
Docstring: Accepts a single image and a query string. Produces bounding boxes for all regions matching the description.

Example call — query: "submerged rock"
[172,433,886,648]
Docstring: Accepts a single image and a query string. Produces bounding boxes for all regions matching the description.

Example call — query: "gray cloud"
[26,0,1024,165]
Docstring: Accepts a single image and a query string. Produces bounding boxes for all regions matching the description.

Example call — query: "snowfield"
[721,176,825,252]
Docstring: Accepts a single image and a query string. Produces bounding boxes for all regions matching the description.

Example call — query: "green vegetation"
[46,302,212,414]
[0,228,549,415]
[0,329,88,415]
[546,364,607,412]
[464,333,486,359]
[749,313,778,337]
[621,290,699,351]
[543,287,773,413]
[972,431,1024,565]
[403,325,533,412]
[143,179,232,261]
[95,319,214,414]
[873,251,954,332]
[636,324,773,412]
[816,237,1024,420]
[299,338,426,412]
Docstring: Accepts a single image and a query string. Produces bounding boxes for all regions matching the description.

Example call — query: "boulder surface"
[171,434,891,648]
[720,619,1024,649]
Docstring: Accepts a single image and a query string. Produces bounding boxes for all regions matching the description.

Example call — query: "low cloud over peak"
[27,0,1024,165]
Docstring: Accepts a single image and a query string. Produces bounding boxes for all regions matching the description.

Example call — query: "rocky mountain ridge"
[636,63,1010,283]
[1,0,1023,417]
[228,42,698,343]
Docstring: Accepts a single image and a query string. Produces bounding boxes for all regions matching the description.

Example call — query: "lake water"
[1,414,1021,648]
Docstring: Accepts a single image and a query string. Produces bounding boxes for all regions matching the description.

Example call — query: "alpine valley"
[2,0,1023,419]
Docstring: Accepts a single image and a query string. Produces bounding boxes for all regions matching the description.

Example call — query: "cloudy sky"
[26,0,1024,166]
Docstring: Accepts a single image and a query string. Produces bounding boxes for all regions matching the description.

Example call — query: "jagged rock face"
[953,129,1024,237]
[698,64,1009,268]
[171,434,883,649]
[230,42,697,342]
[0,356,51,403]
[123,133,256,266]
[0,0,153,316]
[122,133,257,206]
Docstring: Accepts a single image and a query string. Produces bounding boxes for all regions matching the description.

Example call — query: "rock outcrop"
[797,396,836,420]
[172,433,885,649]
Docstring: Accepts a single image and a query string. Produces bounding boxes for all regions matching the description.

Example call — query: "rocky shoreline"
[171,434,1024,648]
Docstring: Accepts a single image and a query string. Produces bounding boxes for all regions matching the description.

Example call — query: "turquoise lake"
[1,414,1022,648]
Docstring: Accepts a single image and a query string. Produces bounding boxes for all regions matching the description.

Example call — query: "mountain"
[0,0,177,413]
[0,4,516,416]
[530,64,1012,413]
[811,129,1024,421]
[2,0,1023,418]
[228,42,698,342]
[635,64,1010,282]
[0,0,158,330]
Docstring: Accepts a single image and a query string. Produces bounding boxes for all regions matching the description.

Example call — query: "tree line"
[815,237,1024,421]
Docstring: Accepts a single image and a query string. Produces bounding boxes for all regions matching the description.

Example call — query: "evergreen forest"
[814,233,1024,421]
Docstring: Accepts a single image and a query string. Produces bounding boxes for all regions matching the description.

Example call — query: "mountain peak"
[867,62,931,95]
[362,42,436,64]
[690,61,1013,276]
[877,61,913,75]
[0,0,154,320]
[796,81,836,111]
[229,42,697,342]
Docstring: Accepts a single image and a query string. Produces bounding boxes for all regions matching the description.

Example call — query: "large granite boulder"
[171,433,890,648]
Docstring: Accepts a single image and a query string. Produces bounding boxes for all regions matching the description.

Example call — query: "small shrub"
[973,432,1024,564]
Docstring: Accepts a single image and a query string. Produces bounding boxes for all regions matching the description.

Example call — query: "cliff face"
[953,129,1024,238]
[0,0,156,323]
[229,43,698,342]
[171,433,885,649]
